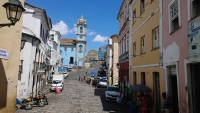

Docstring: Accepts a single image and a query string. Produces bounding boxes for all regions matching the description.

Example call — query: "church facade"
[60,15,87,67]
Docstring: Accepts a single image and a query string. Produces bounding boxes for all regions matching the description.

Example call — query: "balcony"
[119,51,129,62]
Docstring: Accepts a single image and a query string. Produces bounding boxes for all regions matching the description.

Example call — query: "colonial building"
[98,46,106,61]
[0,0,25,112]
[17,2,52,99]
[87,49,98,61]
[117,0,130,96]
[110,34,119,85]
[60,15,87,67]
[129,0,164,112]
[48,30,62,76]
[105,38,113,85]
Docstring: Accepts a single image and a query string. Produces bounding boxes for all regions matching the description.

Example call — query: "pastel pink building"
[162,0,200,113]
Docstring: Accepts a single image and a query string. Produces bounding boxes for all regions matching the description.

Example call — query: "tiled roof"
[60,38,75,46]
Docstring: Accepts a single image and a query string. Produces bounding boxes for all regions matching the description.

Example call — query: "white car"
[50,80,64,91]
[63,72,69,78]
[97,79,107,88]
[105,86,120,101]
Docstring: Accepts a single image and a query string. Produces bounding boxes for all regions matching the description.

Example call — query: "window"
[127,36,129,52]
[141,37,145,53]
[124,38,126,53]
[50,34,54,40]
[153,28,159,49]
[64,47,67,51]
[133,42,136,56]
[40,24,42,37]
[79,45,83,53]
[133,72,137,85]
[170,0,179,32]
[80,27,83,33]
[191,0,200,18]
[141,0,145,14]
[71,47,74,51]
[133,10,136,23]
[141,72,146,85]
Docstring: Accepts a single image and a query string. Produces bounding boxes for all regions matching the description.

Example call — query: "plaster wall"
[0,0,24,112]
[162,0,188,112]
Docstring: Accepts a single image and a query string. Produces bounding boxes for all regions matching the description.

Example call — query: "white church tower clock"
[75,15,87,66]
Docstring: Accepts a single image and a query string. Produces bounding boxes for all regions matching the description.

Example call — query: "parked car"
[105,86,120,101]
[63,72,69,78]
[97,78,107,88]
[112,83,118,87]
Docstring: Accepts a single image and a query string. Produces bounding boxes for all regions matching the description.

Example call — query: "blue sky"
[25,0,122,54]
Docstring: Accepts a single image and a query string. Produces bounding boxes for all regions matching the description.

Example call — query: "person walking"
[161,92,170,113]
[78,75,80,81]
[138,92,149,113]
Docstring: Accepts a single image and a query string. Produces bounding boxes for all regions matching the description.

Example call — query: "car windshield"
[107,87,119,92]
[53,80,62,84]
[99,79,107,82]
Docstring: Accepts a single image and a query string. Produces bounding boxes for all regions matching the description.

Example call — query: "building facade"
[17,3,52,99]
[48,30,61,75]
[0,0,24,112]
[60,15,87,67]
[87,49,98,61]
[98,46,106,61]
[60,38,76,68]
[110,35,119,85]
[117,0,130,96]
[129,0,164,112]
[105,39,113,85]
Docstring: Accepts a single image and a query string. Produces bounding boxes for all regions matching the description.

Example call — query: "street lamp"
[0,0,25,28]
[116,63,120,69]
[20,39,26,49]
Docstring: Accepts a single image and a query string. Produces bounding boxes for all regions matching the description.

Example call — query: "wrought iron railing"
[119,51,129,62]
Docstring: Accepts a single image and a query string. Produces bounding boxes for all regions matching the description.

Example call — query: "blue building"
[98,46,106,61]
[60,15,87,67]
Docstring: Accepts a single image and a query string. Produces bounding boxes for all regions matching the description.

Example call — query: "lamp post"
[0,0,25,28]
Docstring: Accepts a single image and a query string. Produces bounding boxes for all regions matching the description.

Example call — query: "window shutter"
[154,40,157,48]
[143,38,145,53]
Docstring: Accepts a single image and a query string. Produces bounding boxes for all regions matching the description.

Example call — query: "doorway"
[153,72,160,113]
[190,63,200,113]
[168,66,179,113]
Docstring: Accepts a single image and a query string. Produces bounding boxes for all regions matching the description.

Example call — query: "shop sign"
[188,16,200,62]
[0,49,9,60]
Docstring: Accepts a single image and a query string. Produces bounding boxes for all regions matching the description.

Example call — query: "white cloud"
[93,34,108,43]
[52,20,75,35]
[87,29,96,36]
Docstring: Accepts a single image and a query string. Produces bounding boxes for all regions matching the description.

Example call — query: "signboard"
[0,49,9,60]
[188,16,200,62]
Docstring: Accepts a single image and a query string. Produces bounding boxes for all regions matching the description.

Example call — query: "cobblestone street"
[16,62,129,113]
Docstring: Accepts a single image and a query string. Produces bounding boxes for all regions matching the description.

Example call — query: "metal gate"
[190,63,200,113]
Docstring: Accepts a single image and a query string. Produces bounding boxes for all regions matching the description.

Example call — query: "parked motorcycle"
[31,93,45,107]
[18,94,33,110]
[38,91,48,105]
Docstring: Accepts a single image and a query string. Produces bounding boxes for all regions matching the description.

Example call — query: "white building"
[105,38,113,85]
[17,2,52,99]
[47,30,61,75]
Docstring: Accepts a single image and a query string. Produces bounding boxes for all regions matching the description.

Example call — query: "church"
[60,15,87,67]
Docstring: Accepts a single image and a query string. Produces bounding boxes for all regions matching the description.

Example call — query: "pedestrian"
[138,92,149,113]
[79,75,80,81]
[83,76,85,80]
[161,92,170,113]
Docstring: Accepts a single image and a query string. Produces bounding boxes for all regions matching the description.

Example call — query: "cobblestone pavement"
[16,61,129,113]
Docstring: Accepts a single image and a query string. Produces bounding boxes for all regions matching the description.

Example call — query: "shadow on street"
[94,88,129,113]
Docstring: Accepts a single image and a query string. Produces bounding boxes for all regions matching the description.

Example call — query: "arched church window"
[79,45,83,53]
[80,27,83,33]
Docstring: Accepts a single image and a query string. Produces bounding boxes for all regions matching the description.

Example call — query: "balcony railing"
[119,51,129,62]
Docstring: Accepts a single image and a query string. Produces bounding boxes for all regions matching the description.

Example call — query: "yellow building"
[0,0,24,112]
[129,0,164,112]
